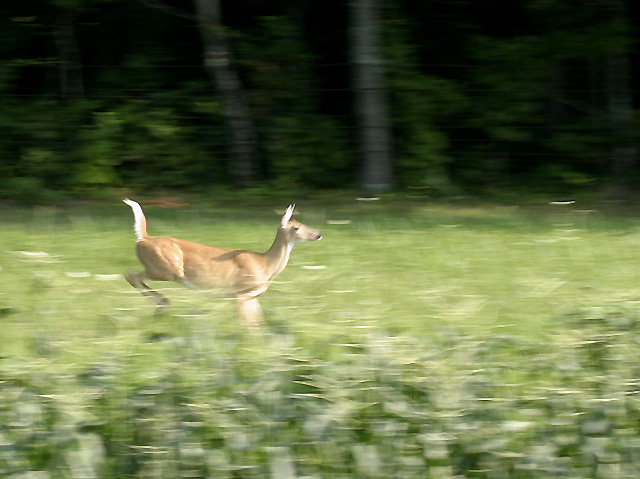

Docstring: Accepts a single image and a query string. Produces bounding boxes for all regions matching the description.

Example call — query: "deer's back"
[137,236,265,293]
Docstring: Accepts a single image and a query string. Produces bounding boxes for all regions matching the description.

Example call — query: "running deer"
[123,199,322,326]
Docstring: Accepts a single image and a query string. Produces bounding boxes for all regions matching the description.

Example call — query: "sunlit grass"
[2,200,640,477]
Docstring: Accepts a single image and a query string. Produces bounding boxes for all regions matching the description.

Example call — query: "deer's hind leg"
[127,240,185,315]
[125,271,170,315]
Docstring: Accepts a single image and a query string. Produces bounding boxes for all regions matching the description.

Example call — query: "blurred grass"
[2,199,640,477]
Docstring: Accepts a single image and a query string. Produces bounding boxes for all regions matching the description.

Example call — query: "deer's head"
[281,205,323,244]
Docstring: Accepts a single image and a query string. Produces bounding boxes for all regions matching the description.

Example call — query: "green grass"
[2,199,640,477]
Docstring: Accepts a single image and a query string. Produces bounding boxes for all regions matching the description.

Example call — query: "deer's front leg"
[236,296,263,328]
[126,271,170,315]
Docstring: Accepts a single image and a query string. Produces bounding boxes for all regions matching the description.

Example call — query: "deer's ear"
[281,205,295,226]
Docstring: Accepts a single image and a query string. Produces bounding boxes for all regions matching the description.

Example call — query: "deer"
[122,199,322,326]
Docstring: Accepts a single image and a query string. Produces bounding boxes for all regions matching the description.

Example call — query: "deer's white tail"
[123,198,148,241]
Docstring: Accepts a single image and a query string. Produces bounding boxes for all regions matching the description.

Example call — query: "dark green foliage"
[0,0,639,197]
[384,10,466,194]
[238,16,355,187]
[77,97,225,190]
[264,114,354,187]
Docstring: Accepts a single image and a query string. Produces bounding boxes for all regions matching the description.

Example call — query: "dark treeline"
[0,0,639,200]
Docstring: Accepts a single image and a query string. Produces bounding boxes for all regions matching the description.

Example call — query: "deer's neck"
[262,228,294,280]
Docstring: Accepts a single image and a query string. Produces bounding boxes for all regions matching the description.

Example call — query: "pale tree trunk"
[604,0,636,198]
[53,8,84,98]
[606,54,635,192]
[350,0,393,193]
[194,0,257,186]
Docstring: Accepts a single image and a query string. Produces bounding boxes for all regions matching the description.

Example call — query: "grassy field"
[2,198,640,478]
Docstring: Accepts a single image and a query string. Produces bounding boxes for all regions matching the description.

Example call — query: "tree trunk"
[604,0,636,198]
[606,53,635,193]
[53,8,84,98]
[194,0,257,186]
[350,0,393,193]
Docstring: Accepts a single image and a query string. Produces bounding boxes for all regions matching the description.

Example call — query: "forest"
[1,0,639,200]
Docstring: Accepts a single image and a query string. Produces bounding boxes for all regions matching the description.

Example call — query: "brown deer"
[123,199,322,326]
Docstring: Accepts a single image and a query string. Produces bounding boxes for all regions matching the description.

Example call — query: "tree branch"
[135,0,196,22]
